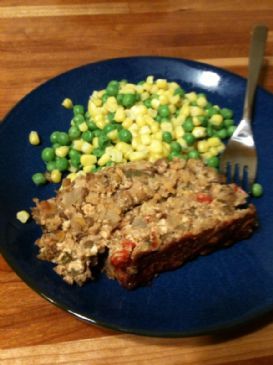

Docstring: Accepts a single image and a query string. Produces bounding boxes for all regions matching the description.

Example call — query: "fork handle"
[243,25,268,123]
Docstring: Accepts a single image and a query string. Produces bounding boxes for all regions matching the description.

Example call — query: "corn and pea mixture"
[32,76,237,186]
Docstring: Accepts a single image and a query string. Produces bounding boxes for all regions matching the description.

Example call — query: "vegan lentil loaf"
[32,158,257,289]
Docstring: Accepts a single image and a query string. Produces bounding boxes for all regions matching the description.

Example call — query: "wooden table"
[1,1,273,364]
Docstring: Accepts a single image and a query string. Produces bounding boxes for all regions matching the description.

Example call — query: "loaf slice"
[32,158,257,288]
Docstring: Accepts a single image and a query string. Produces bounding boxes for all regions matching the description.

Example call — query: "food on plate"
[32,158,257,289]
[31,76,237,185]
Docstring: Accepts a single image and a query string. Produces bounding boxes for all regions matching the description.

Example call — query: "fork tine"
[246,164,257,192]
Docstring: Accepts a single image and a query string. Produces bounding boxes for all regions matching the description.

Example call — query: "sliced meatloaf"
[32,158,257,288]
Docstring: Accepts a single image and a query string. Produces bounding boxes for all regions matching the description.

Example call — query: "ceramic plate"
[1,57,273,337]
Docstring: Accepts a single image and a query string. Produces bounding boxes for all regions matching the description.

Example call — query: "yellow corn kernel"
[62,98,73,109]
[81,142,93,154]
[88,101,98,116]
[192,126,206,138]
[209,146,219,156]
[132,136,141,150]
[128,150,148,162]
[151,84,158,94]
[143,115,154,125]
[156,79,168,89]
[151,98,160,109]
[105,96,118,112]
[169,95,180,105]
[159,95,169,105]
[55,146,69,158]
[143,82,152,92]
[217,143,225,153]
[73,139,84,151]
[98,153,110,166]
[197,96,207,107]
[150,140,163,154]
[83,165,94,173]
[201,151,214,160]
[79,122,88,132]
[185,92,197,101]
[146,75,154,84]
[92,136,99,148]
[174,126,184,139]
[68,166,77,173]
[207,137,221,147]
[115,107,126,122]
[51,169,62,183]
[162,142,171,155]
[135,144,148,153]
[66,172,77,181]
[139,125,151,135]
[136,117,146,128]
[190,106,203,117]
[180,104,190,117]
[210,114,223,126]
[107,129,118,141]
[169,81,179,90]
[115,142,131,154]
[141,134,152,145]
[160,122,173,133]
[28,131,40,145]
[153,131,162,140]
[177,138,188,149]
[80,154,97,166]
[97,90,104,98]
[109,149,123,163]
[122,118,133,129]
[197,140,209,153]
[93,98,102,107]
[16,210,30,224]
[150,122,160,133]
[148,154,163,163]
[140,91,150,101]
[192,116,201,126]
[172,117,182,127]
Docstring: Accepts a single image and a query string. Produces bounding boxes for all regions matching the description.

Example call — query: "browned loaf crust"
[32,158,258,289]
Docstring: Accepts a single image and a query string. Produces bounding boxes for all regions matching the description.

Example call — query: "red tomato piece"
[196,193,213,203]
[110,249,130,267]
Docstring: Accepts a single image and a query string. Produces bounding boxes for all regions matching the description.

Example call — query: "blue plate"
[1,56,273,337]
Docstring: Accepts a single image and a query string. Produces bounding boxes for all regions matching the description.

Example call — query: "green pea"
[70,153,81,167]
[135,93,141,102]
[168,151,181,160]
[85,111,90,119]
[106,161,114,167]
[190,101,198,106]
[32,172,47,186]
[137,80,145,85]
[251,183,263,197]
[188,150,200,159]
[122,93,136,108]
[55,157,69,171]
[98,134,110,148]
[106,81,119,96]
[155,114,162,122]
[170,141,182,153]
[206,107,218,117]
[107,112,115,123]
[41,147,55,162]
[162,131,173,143]
[50,131,60,144]
[174,87,185,97]
[174,110,180,117]
[69,149,81,160]
[94,130,102,137]
[102,93,109,104]
[57,132,70,146]
[158,105,170,118]
[68,126,81,140]
[198,115,208,127]
[116,94,123,105]
[73,105,85,115]
[207,125,214,137]
[82,130,93,142]
[206,156,219,168]
[216,129,228,139]
[221,108,233,119]
[73,114,85,126]
[183,133,196,146]
[52,143,61,150]
[227,125,236,137]
[103,124,117,134]
[46,161,56,172]
[118,129,132,143]
[224,119,234,127]
[183,118,194,132]
[93,148,104,158]
[87,120,97,131]
[91,166,101,173]
[144,99,152,108]
[206,102,212,109]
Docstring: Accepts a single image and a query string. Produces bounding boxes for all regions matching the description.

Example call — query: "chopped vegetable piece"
[16,210,30,223]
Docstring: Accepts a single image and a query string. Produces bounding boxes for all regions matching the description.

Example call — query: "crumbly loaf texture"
[32,159,257,289]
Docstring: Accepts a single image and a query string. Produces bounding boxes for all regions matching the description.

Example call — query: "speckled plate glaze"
[0,57,273,337]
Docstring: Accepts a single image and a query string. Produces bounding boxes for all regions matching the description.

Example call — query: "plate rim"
[1,55,273,337]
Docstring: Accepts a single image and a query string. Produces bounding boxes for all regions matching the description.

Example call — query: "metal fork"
[220,25,268,190]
